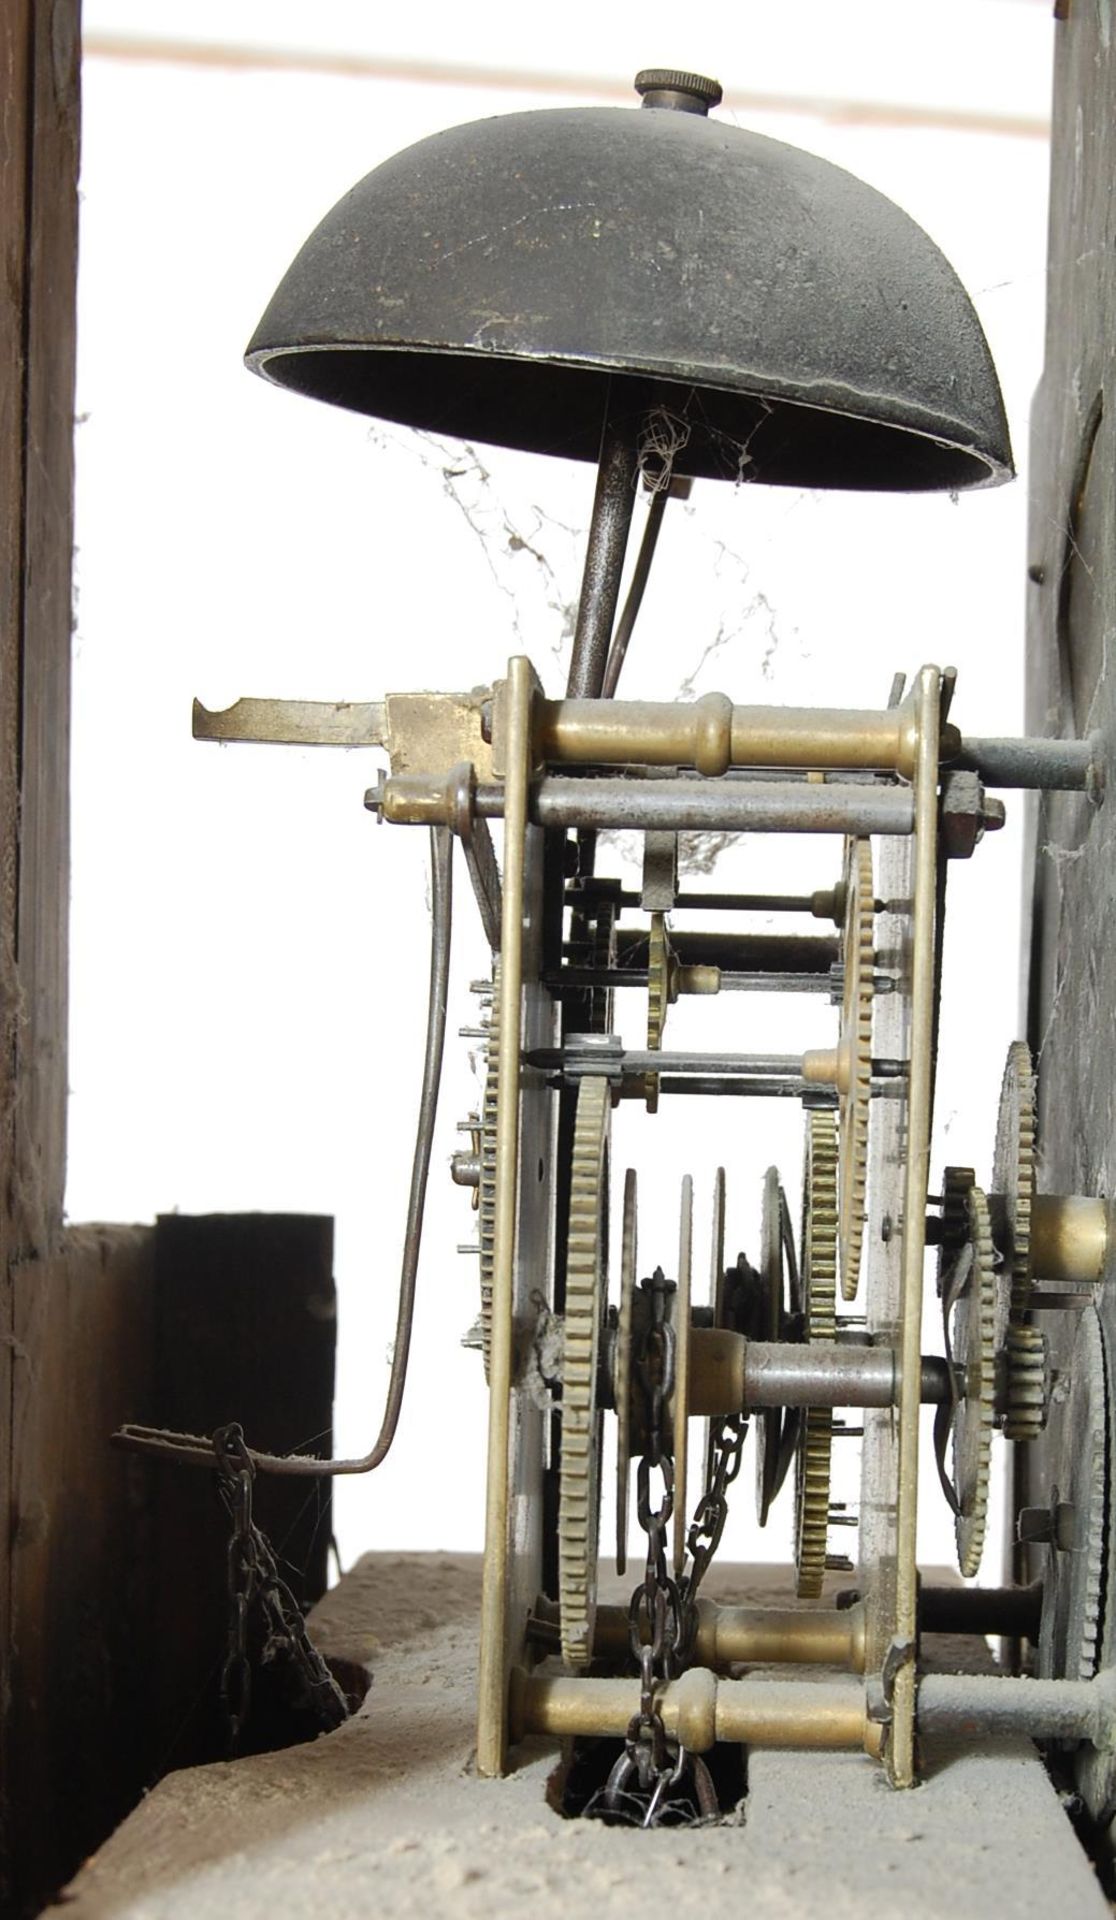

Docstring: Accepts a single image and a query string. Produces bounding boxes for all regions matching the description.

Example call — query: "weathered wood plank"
[7,1225,157,1914]
[1021,12,1116,1578]
[14,0,80,1259]
[1,2,82,1910]
[0,10,35,1890]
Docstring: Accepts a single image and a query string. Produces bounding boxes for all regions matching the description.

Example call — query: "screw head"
[634,69,723,113]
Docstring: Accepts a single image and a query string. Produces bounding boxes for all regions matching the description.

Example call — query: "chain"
[213,1423,350,1753]
[601,1270,720,1825]
[680,1412,747,1632]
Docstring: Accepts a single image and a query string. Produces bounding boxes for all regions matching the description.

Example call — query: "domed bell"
[246,69,1011,494]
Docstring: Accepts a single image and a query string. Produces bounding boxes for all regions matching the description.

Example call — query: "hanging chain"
[602,1269,722,1825]
[681,1413,748,1625]
[213,1423,350,1753]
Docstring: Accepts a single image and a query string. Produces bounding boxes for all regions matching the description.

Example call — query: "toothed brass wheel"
[614,1168,638,1576]
[477,964,501,1379]
[993,1040,1037,1318]
[839,838,874,1302]
[756,1166,797,1527]
[644,911,676,1113]
[795,1111,839,1598]
[1004,1323,1049,1443]
[949,1184,997,1579]
[558,1074,610,1670]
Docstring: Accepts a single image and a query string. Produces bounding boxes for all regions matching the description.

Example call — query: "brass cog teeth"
[993,1041,1037,1318]
[796,1111,841,1598]
[1003,1323,1049,1442]
[952,1184,997,1579]
[615,1170,638,1574]
[558,1074,610,1670]
[645,911,671,1113]
[477,963,502,1380]
[839,839,874,1303]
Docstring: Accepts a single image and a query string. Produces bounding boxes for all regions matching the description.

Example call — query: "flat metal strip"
[476,656,533,1777]
[891,666,941,1785]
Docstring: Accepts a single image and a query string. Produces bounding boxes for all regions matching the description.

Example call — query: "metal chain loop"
[599,1259,749,1825]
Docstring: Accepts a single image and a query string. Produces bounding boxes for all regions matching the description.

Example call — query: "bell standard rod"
[564,392,639,700]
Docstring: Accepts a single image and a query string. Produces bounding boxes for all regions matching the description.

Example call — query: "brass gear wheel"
[558,1074,611,1670]
[992,1041,1037,1318]
[1003,1322,1049,1443]
[795,1110,838,1598]
[950,1183,997,1579]
[756,1166,797,1527]
[839,838,874,1303]
[477,964,501,1379]
[614,1168,638,1576]
[644,911,677,1113]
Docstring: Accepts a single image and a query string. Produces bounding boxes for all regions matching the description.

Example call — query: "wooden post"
[1021,10,1116,1596]
[1,4,84,1906]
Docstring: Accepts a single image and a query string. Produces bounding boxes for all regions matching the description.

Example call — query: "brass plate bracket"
[193,687,495,781]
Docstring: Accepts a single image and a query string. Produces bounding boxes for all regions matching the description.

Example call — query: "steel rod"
[601,486,668,698]
[111,825,454,1479]
[917,1670,1116,1743]
[919,1582,1043,1642]
[615,928,838,972]
[528,1045,907,1080]
[548,966,840,996]
[477,776,915,836]
[955,734,1098,791]
[654,1076,823,1099]
[565,397,639,699]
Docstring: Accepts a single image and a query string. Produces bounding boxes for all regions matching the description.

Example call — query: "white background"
[70,2,1054,1583]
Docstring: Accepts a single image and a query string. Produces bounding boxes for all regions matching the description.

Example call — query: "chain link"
[602,1269,733,1825]
[213,1422,350,1754]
